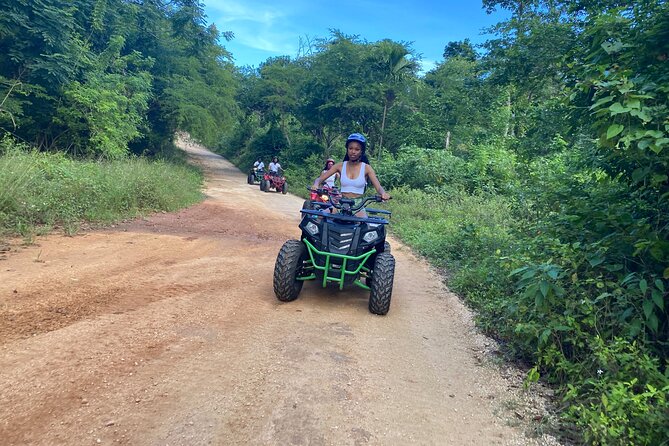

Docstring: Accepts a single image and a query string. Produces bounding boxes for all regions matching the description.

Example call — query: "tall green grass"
[0,140,203,238]
[384,186,519,330]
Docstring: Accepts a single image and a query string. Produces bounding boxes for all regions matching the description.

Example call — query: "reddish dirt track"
[0,138,556,445]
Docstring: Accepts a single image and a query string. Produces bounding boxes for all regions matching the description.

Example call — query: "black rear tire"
[369,252,395,315]
[384,241,391,253]
[274,240,307,302]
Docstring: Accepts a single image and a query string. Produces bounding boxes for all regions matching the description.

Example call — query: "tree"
[298,32,374,154]
[481,3,576,154]
[0,0,90,146]
[372,40,419,160]
[0,0,238,155]
[54,36,152,158]
[256,56,304,147]
[443,39,477,61]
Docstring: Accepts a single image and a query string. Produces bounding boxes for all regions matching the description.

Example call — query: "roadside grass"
[383,186,517,310]
[0,141,203,240]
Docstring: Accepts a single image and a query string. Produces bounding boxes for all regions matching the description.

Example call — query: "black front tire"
[263,180,271,192]
[274,240,307,302]
[302,200,313,211]
[369,252,395,315]
[282,182,288,194]
[248,173,254,184]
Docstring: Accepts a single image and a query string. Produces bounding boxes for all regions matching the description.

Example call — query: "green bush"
[565,338,669,446]
[376,146,469,190]
[376,143,519,194]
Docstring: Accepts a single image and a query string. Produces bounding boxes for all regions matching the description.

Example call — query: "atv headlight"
[305,221,319,236]
[362,230,379,243]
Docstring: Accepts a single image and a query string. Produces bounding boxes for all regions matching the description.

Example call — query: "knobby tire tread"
[369,252,395,315]
[273,240,306,302]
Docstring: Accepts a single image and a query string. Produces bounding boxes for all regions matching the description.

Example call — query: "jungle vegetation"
[1,1,667,443]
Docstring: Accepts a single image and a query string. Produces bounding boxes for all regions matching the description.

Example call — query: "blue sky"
[203,0,510,72]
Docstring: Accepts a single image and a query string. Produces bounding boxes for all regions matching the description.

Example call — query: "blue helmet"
[346,133,367,150]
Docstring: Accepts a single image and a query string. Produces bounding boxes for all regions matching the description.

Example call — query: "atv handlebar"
[305,186,390,216]
[319,194,389,216]
[336,195,384,214]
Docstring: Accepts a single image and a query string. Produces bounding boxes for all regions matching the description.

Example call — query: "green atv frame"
[299,238,377,290]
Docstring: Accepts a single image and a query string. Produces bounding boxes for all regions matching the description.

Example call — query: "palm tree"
[374,40,419,160]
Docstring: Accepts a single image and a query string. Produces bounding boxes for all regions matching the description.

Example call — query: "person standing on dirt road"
[269,157,282,175]
[312,133,390,216]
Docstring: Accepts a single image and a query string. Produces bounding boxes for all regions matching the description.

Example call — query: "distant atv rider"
[313,133,390,215]
[253,158,265,173]
[268,157,282,175]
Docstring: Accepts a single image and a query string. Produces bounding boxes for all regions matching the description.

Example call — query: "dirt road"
[0,139,552,445]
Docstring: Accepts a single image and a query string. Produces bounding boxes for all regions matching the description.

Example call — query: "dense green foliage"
[1,0,667,443]
[220,1,669,443]
[0,1,232,235]
[0,137,203,237]
[0,0,238,156]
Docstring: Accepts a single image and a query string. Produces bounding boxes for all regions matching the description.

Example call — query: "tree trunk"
[504,90,512,138]
[444,131,451,150]
[280,114,291,147]
[378,99,388,161]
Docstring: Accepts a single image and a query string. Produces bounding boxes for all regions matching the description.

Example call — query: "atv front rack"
[300,208,389,224]
[299,238,376,290]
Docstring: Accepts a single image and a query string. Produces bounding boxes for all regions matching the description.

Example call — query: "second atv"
[260,170,287,194]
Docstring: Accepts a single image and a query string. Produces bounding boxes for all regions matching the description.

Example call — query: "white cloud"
[239,32,295,54]
[206,0,283,25]
[206,0,297,55]
[419,59,437,74]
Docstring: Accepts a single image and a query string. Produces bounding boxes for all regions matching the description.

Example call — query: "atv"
[260,170,287,194]
[247,167,264,184]
[273,193,394,315]
[302,185,341,211]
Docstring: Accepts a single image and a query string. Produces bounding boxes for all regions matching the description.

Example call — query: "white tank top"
[323,170,336,187]
[340,161,366,194]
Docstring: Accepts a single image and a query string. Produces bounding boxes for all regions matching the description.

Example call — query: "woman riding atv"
[268,156,282,175]
[312,133,390,216]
